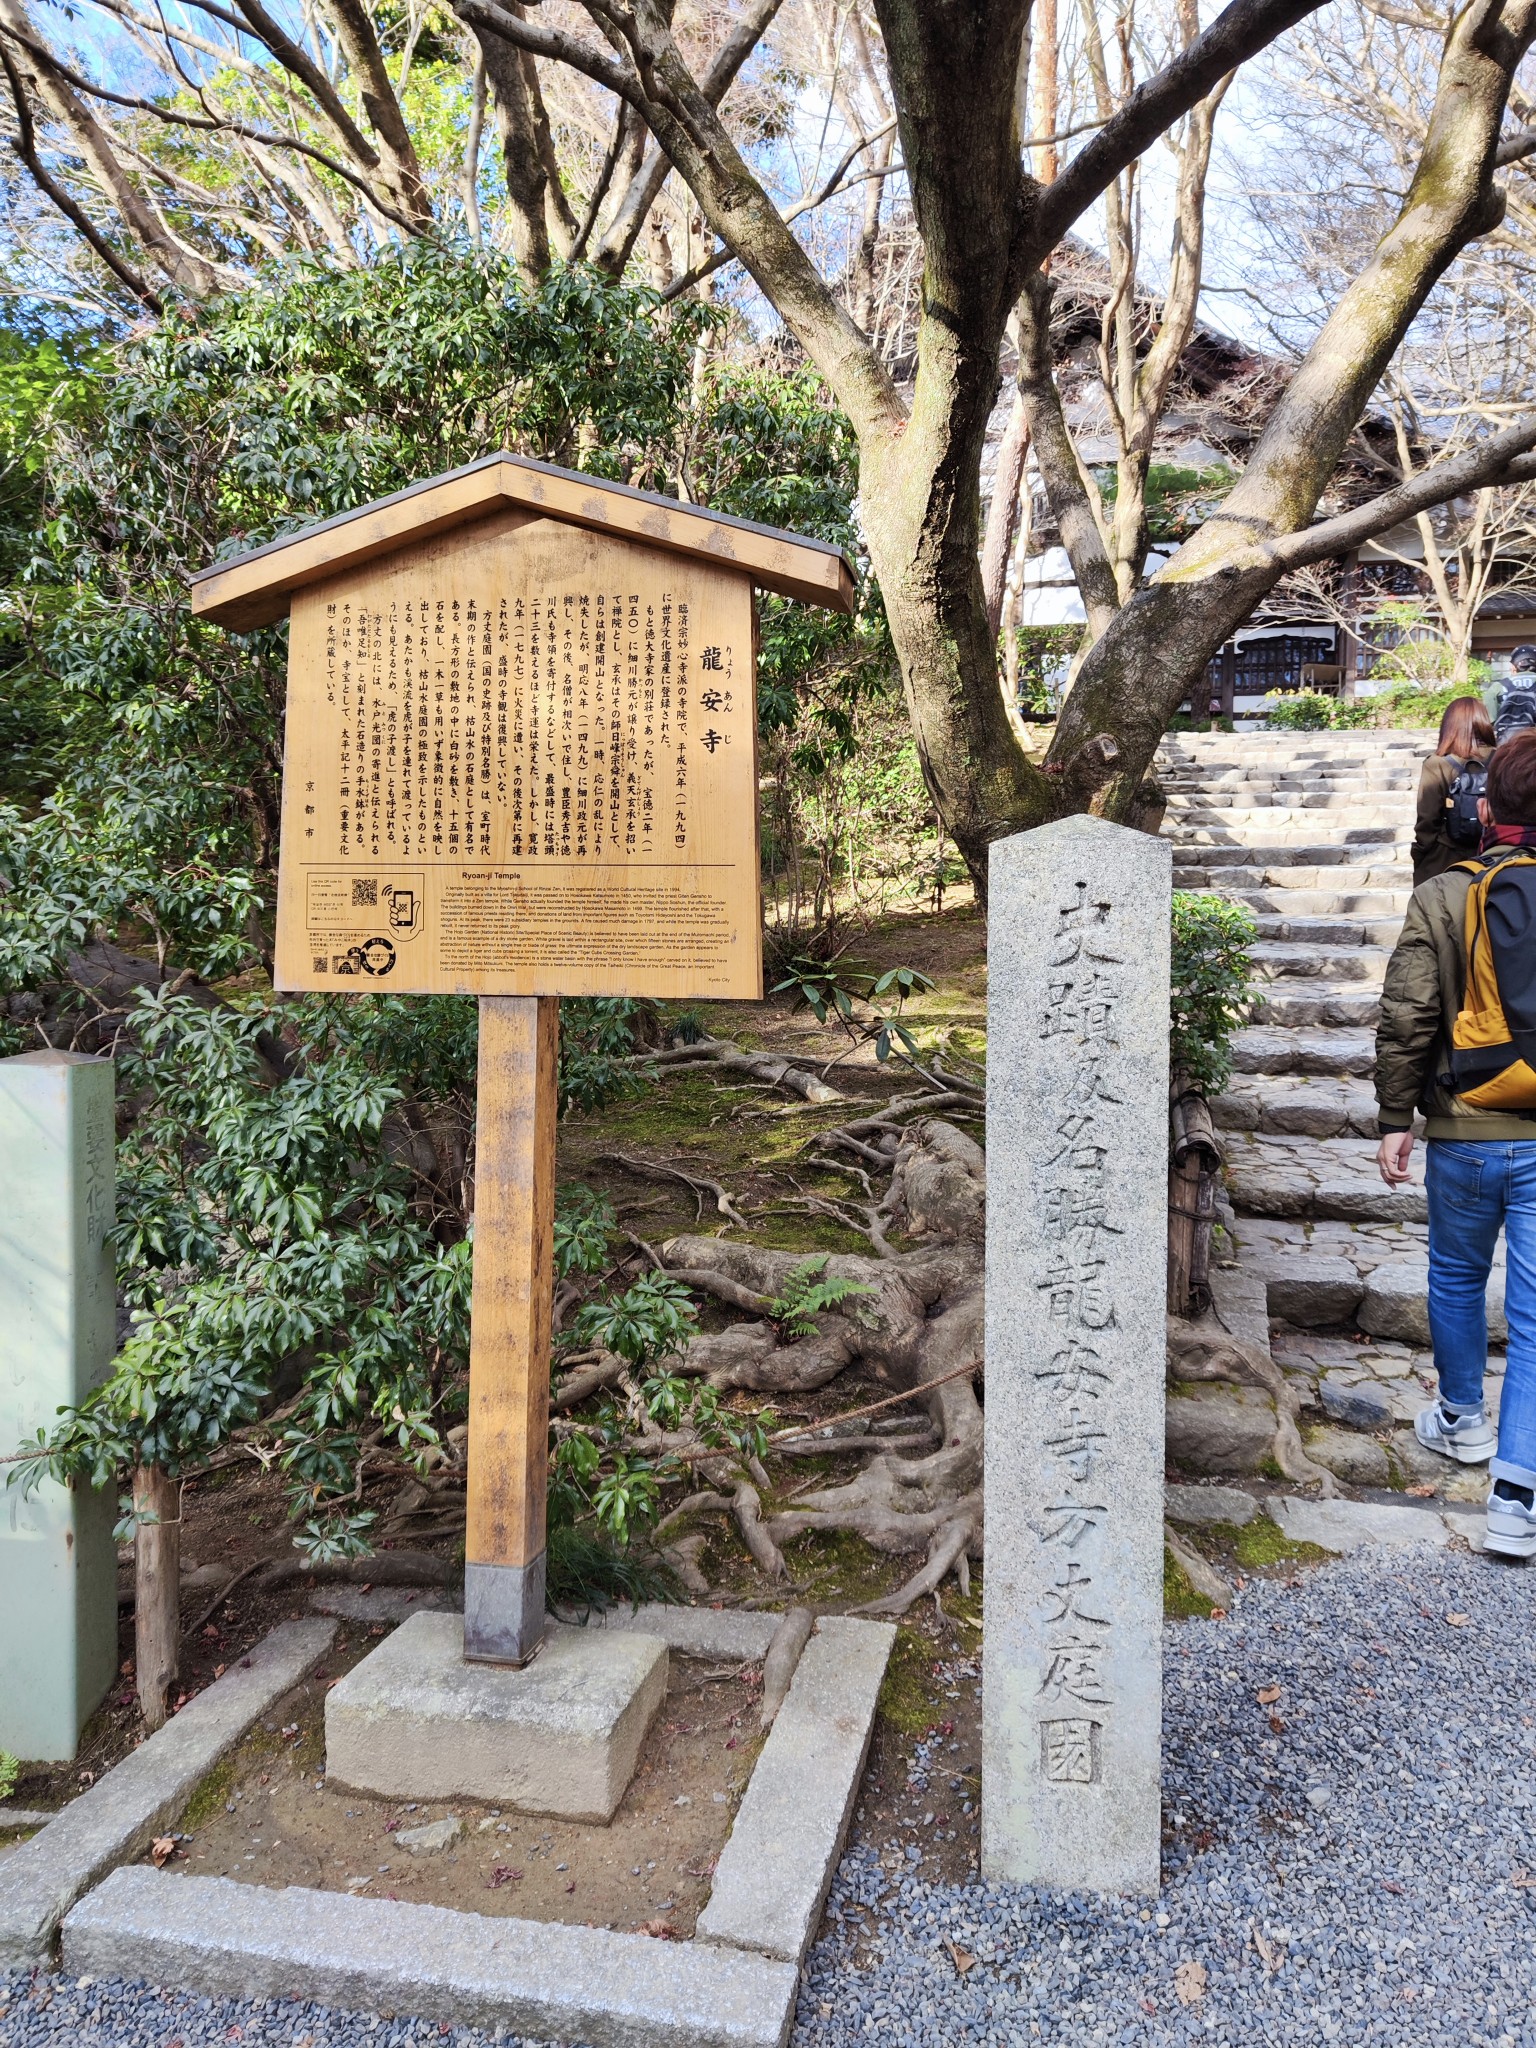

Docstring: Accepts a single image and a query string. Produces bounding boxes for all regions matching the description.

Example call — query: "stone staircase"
[1156,729,1504,1492]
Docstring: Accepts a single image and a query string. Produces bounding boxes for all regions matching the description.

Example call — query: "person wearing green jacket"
[1376,731,1536,1558]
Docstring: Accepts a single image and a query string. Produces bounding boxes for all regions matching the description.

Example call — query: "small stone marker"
[981,815,1170,1894]
[0,1051,118,1762]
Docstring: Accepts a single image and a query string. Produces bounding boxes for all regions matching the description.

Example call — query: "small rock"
[1305,1786,1331,1813]
[1303,1423,1390,1488]
[1318,1374,1395,1431]
[1164,1483,1260,1529]
[1165,1385,1277,1476]
[397,1816,463,1855]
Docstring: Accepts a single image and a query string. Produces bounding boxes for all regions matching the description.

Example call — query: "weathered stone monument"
[190,452,852,1810]
[0,1051,118,1761]
[981,815,1170,1894]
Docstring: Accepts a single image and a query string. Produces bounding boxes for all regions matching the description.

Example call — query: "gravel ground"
[3,1545,1534,2048]
[799,1546,1536,2048]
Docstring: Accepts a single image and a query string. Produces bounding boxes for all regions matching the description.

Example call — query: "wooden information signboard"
[192,452,854,1665]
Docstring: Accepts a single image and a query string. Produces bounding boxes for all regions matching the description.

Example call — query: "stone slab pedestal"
[325,1612,667,1821]
[981,816,1169,1895]
[0,1051,118,1763]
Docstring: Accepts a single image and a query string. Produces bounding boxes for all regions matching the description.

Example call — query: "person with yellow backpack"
[1376,731,1536,1558]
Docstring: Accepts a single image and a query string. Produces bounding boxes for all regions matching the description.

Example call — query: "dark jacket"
[1376,852,1536,1141]
[1411,747,1493,888]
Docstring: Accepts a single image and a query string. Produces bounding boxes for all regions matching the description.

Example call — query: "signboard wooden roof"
[189,451,857,631]
[193,455,855,1006]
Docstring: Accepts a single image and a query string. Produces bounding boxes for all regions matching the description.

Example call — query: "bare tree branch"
[1268,417,1536,569]
[1030,0,1330,255]
[0,0,227,295]
[0,42,163,308]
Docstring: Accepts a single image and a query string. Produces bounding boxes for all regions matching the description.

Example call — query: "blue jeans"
[1426,1140,1536,1487]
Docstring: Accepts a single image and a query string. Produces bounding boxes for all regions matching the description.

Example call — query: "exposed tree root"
[1167,1311,1338,1496]
[637,1036,851,1103]
[595,1151,754,1229]
[1164,1523,1231,1611]
[648,1119,988,1611]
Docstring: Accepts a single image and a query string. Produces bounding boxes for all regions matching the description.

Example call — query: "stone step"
[1229,1026,1377,1077]
[1177,865,1407,895]
[1168,811,1409,834]
[1212,1074,1384,1138]
[1249,941,1390,985]
[1168,834,1405,865]
[1249,913,1401,946]
[1249,980,1382,1028]
[1165,791,1413,813]
[1223,1134,1425,1224]
[1237,1236,1505,1348]
[1213,888,1409,919]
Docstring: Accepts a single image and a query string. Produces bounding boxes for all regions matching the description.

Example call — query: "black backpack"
[1495,684,1536,744]
[1444,756,1488,846]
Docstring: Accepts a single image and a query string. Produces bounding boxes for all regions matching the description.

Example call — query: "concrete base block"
[0,1617,335,1966]
[696,1615,894,1964]
[324,1612,667,1821]
[63,1868,798,2048]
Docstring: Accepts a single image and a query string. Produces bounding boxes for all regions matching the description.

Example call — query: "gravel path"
[799,1546,1536,2048]
[3,1545,1534,2048]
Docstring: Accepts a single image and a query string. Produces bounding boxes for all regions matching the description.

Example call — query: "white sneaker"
[1414,1401,1496,1464]
[1487,1482,1536,1560]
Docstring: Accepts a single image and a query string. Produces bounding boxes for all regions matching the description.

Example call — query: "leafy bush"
[1261,691,1336,731]
[1170,893,1257,1094]
[1011,624,1081,715]
[1,245,867,1564]
[0,1752,18,1802]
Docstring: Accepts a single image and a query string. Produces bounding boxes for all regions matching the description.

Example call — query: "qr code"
[352,878,378,907]
[312,956,328,975]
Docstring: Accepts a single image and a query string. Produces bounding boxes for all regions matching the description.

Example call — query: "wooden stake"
[133,1462,180,1730]
[463,995,560,1665]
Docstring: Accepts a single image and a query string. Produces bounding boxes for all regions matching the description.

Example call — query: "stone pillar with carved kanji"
[981,815,1171,1893]
[0,1051,119,1761]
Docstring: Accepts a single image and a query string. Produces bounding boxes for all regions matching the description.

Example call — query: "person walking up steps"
[1376,730,1536,1558]
[1411,694,1495,887]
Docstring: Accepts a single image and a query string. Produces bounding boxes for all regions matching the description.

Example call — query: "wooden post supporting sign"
[464,996,559,1663]
[191,451,855,1674]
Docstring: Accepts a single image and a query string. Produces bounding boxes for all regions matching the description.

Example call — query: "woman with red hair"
[1412,695,1497,886]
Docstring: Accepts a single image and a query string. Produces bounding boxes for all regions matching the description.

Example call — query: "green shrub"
[1170,893,1257,1094]
[1262,691,1335,731]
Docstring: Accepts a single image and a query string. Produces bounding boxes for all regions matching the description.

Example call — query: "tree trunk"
[133,1463,180,1732]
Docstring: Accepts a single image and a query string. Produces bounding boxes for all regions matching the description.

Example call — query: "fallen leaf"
[640,1918,680,1940]
[1209,1607,1227,1622]
[1444,1612,1470,1628]
[1269,1715,1286,1735]
[1382,1880,1404,1895]
[1256,1686,1282,1706]
[1174,1959,1208,2007]
[1511,1868,1536,1888]
[565,1882,577,1894]
[150,1836,177,1868]
[1249,1920,1280,1974]
[1140,1999,1157,2015]
[1407,1485,1437,1498]
[943,1937,975,1974]
[213,1664,226,1679]
[487,1865,523,1890]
